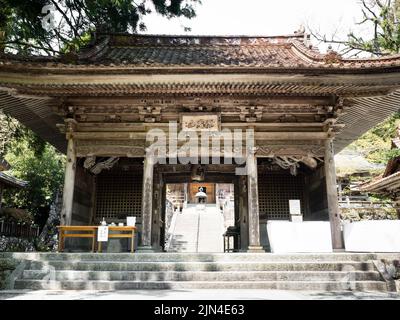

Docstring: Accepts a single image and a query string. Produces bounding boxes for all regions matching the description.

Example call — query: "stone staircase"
[1,252,396,291]
[167,204,225,253]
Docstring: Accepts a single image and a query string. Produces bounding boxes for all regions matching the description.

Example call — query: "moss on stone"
[0,258,17,289]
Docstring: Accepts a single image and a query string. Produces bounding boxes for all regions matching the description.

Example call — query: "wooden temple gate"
[58,133,340,252]
[1,33,400,252]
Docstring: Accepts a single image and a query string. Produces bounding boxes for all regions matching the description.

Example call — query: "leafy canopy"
[311,0,400,57]
[3,137,65,227]
[311,1,400,164]
[347,112,400,164]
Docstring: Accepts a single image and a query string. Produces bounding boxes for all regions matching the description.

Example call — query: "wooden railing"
[0,219,40,240]
[338,195,394,209]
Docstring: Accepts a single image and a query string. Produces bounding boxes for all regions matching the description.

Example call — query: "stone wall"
[0,236,35,252]
[341,207,398,221]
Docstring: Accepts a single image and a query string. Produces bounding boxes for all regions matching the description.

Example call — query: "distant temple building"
[335,150,384,203]
[1,32,400,252]
[361,126,400,218]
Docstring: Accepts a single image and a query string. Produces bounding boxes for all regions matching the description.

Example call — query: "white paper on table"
[97,226,109,242]
[127,216,136,227]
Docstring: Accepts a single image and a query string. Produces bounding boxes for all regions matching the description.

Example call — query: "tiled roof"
[78,33,322,68]
[360,171,400,193]
[0,172,27,188]
[77,33,400,69]
[2,33,400,71]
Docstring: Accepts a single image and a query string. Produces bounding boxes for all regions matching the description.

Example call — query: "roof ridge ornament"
[294,25,312,47]
[324,45,342,64]
[60,47,79,64]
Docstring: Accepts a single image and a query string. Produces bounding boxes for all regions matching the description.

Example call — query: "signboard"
[127,216,136,227]
[289,200,301,215]
[97,226,109,242]
[181,114,220,132]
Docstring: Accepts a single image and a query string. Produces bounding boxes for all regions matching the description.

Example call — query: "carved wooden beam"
[256,145,325,158]
[90,157,119,175]
[70,131,328,140]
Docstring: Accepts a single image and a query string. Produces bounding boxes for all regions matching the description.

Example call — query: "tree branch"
[50,0,81,39]
[3,41,60,55]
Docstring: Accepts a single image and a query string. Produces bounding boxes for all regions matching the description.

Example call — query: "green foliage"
[0,258,16,271]
[0,111,46,158]
[347,0,400,55]
[339,2,400,166]
[312,0,400,56]
[347,111,400,164]
[3,137,65,228]
[386,148,400,159]
[0,0,201,55]
[0,258,17,288]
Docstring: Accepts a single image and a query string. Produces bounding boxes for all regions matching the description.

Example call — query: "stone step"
[3,252,396,262]
[22,270,382,282]
[14,279,389,291]
[25,261,377,272]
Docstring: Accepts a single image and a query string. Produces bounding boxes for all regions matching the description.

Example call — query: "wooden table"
[57,226,137,253]
[57,226,97,252]
[97,226,137,253]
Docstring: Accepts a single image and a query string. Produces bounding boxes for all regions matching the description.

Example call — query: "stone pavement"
[1,289,399,300]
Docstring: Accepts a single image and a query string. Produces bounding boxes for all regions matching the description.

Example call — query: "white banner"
[97,226,109,242]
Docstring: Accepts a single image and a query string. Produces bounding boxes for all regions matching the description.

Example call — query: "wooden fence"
[0,219,40,240]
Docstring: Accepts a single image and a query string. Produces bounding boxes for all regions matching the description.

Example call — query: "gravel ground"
[0,289,399,300]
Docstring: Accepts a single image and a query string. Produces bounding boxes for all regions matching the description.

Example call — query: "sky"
[142,0,370,53]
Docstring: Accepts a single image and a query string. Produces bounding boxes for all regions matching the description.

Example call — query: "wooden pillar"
[393,194,400,219]
[184,182,188,208]
[237,176,248,251]
[303,175,311,219]
[247,150,264,252]
[60,137,76,226]
[0,183,3,211]
[324,139,344,250]
[139,151,155,251]
[151,170,163,251]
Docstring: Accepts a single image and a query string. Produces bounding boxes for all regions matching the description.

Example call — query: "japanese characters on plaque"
[181,114,220,132]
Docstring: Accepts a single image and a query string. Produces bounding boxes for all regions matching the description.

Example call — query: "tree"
[1,111,62,229]
[3,137,65,228]
[0,1,201,231]
[347,111,400,163]
[309,1,400,164]
[0,110,46,158]
[0,0,200,56]
[311,0,400,57]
